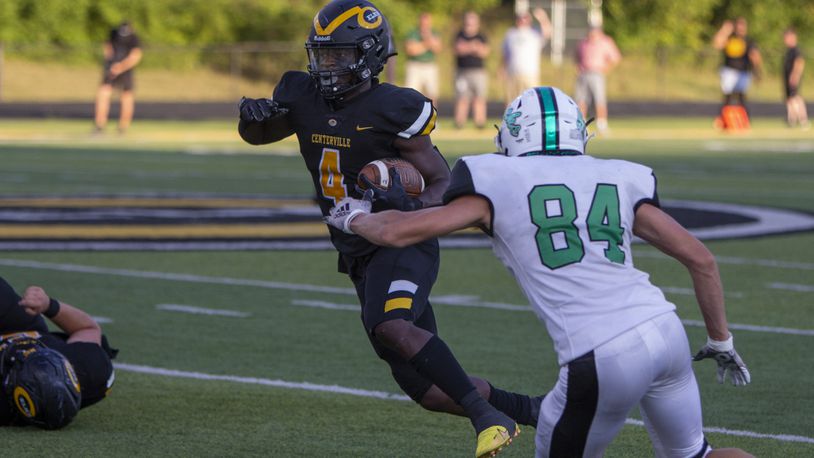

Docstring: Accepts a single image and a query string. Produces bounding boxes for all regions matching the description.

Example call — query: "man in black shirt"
[453,11,490,129]
[93,21,143,135]
[783,28,809,128]
[0,276,116,428]
[712,18,763,108]
[238,1,540,456]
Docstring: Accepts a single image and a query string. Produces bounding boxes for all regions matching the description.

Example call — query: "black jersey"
[722,35,756,71]
[109,26,141,64]
[273,71,437,257]
[0,331,116,425]
[784,46,802,81]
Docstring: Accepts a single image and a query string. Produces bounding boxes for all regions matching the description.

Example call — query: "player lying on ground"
[1,276,117,429]
[327,86,752,458]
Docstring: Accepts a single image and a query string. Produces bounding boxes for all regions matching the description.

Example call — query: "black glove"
[239,97,288,123]
[358,168,424,212]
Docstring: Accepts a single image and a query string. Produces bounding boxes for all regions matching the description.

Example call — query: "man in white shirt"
[327,87,752,458]
[501,8,551,104]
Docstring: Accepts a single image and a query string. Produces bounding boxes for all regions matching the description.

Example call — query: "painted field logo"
[0,195,810,250]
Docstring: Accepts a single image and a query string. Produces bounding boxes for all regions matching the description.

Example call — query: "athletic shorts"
[405,61,440,101]
[455,68,488,99]
[535,312,709,458]
[719,67,751,95]
[102,67,135,91]
[340,239,440,401]
[574,71,607,109]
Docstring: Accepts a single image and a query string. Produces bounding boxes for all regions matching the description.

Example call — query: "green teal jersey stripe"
[537,87,559,151]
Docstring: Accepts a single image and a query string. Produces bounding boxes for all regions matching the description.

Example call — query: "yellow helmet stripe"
[315,6,359,36]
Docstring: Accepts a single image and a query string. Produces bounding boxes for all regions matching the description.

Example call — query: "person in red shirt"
[574,26,621,134]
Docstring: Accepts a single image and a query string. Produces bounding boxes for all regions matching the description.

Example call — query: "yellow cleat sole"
[475,424,520,458]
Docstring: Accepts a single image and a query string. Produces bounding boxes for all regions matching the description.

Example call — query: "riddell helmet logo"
[312,35,332,42]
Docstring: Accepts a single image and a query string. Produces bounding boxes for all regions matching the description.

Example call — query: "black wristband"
[44,298,61,318]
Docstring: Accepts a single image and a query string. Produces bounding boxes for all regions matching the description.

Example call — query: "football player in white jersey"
[326,87,752,458]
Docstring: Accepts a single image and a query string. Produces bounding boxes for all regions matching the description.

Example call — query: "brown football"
[357,158,425,197]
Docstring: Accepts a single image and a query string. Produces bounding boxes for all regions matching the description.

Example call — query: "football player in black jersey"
[0,276,117,428]
[238,1,540,456]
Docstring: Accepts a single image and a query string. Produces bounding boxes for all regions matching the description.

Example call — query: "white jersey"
[502,26,545,77]
[445,153,676,365]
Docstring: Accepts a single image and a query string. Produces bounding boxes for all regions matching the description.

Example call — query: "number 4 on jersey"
[319,148,347,204]
[529,184,625,270]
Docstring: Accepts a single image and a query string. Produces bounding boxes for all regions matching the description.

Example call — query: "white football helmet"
[495,87,589,157]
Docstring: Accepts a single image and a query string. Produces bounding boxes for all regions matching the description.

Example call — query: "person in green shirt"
[404,12,442,103]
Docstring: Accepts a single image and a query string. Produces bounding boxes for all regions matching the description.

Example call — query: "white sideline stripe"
[680,319,814,336]
[155,304,251,318]
[636,251,814,271]
[767,282,814,293]
[112,362,814,445]
[0,258,358,295]
[114,363,410,401]
[292,300,358,311]
[1,258,812,336]
[661,286,744,299]
[624,419,814,445]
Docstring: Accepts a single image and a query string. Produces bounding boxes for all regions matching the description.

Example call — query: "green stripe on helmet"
[537,87,559,151]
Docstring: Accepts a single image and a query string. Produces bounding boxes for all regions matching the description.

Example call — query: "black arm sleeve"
[238,115,294,145]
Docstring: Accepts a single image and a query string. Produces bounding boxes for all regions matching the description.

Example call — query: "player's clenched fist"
[239,97,288,123]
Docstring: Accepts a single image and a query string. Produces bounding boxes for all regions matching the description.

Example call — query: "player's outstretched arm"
[633,203,750,386]
[331,195,490,247]
[18,286,102,345]
[237,97,293,145]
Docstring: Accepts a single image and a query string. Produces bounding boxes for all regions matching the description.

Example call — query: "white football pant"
[535,311,707,458]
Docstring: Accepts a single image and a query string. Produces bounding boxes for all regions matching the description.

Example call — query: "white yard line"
[0,258,810,336]
[680,319,814,336]
[155,304,251,317]
[767,282,814,293]
[291,299,358,311]
[635,251,814,271]
[114,362,814,445]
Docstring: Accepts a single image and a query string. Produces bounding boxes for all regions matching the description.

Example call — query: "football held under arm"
[394,135,450,207]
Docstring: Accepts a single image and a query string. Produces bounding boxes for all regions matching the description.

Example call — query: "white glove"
[693,333,751,386]
[325,196,372,234]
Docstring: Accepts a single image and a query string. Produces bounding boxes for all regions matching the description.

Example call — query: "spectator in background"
[453,11,490,129]
[783,28,809,129]
[94,21,142,135]
[404,12,442,104]
[574,26,621,134]
[712,18,762,111]
[501,8,551,104]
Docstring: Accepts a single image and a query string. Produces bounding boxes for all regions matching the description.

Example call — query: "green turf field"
[0,118,812,456]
